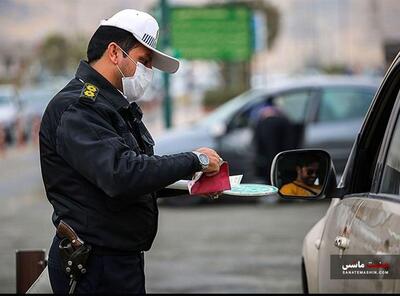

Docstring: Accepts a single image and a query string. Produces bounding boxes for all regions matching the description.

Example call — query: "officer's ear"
[107,42,120,65]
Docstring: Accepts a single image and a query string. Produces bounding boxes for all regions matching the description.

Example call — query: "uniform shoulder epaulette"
[79,83,99,103]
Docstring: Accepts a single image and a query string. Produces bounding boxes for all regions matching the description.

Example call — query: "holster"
[57,221,92,286]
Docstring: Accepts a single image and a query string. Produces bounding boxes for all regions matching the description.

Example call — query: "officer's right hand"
[194,147,223,176]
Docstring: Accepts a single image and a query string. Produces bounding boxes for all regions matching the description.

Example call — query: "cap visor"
[152,48,180,73]
[137,38,180,73]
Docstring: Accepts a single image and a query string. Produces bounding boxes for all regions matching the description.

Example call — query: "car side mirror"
[271,149,337,200]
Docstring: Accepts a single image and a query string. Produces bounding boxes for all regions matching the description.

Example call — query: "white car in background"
[272,51,400,293]
[17,78,69,142]
[0,85,19,143]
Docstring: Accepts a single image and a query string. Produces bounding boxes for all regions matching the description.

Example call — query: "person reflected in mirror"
[280,155,322,196]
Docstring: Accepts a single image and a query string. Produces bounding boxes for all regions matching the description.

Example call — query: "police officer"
[39,9,222,293]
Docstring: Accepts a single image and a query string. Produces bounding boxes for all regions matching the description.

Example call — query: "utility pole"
[160,0,172,128]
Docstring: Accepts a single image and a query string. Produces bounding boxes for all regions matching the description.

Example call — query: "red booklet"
[189,162,231,195]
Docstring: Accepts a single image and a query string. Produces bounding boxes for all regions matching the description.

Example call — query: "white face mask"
[116,46,153,102]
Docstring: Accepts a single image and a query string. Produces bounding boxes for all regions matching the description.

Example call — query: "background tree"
[38,33,87,76]
[39,34,69,75]
[67,34,88,70]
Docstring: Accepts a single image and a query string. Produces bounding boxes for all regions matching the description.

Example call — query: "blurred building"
[252,0,400,84]
[0,0,154,80]
[0,0,400,83]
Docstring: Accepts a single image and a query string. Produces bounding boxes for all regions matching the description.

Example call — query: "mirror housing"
[270,149,337,200]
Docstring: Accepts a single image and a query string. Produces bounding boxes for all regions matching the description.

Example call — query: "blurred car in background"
[0,85,19,143]
[18,79,68,142]
[155,75,380,206]
[18,87,53,141]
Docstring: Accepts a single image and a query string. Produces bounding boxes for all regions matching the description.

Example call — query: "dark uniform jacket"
[39,61,200,253]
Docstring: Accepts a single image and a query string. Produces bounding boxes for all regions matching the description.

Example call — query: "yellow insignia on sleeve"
[80,83,99,101]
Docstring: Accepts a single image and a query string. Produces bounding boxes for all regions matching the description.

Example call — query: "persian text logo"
[331,255,400,279]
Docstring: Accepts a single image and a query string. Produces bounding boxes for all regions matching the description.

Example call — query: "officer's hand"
[198,191,223,200]
[207,191,223,199]
[194,147,223,176]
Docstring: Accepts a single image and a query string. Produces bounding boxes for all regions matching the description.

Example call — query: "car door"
[218,88,314,182]
[303,87,376,174]
[273,88,317,147]
[217,98,267,182]
[317,55,400,293]
[345,91,400,293]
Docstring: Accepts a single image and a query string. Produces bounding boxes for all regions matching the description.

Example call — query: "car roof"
[252,75,382,95]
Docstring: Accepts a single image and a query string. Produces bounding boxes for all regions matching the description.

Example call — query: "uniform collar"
[75,60,130,111]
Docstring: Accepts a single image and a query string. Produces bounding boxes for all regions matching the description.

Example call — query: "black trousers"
[48,236,146,293]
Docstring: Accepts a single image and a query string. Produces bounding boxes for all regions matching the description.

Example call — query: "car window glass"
[318,88,374,122]
[380,106,400,195]
[274,91,311,123]
[228,101,268,130]
[199,89,266,128]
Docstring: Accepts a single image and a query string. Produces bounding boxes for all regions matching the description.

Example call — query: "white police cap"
[100,9,179,73]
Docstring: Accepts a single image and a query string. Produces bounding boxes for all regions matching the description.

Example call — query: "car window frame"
[338,54,400,199]
[372,90,400,197]
[225,94,269,132]
[225,87,318,132]
[199,89,268,129]
[270,87,317,124]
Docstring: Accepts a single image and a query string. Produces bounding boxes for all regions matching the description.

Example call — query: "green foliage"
[203,85,247,109]
[39,33,87,75]
[0,77,12,84]
[321,64,352,75]
[67,35,88,68]
[39,34,68,75]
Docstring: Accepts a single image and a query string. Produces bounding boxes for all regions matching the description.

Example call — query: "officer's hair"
[87,26,140,63]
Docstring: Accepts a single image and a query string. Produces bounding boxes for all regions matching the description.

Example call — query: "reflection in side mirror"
[271,149,335,200]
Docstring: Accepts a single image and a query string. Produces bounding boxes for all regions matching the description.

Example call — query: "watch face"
[199,154,209,166]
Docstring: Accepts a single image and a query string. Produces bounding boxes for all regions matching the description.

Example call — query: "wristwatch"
[192,151,209,171]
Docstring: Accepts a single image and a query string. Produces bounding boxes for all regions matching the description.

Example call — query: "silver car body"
[302,52,400,293]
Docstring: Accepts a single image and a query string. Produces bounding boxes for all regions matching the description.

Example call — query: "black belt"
[55,234,143,256]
